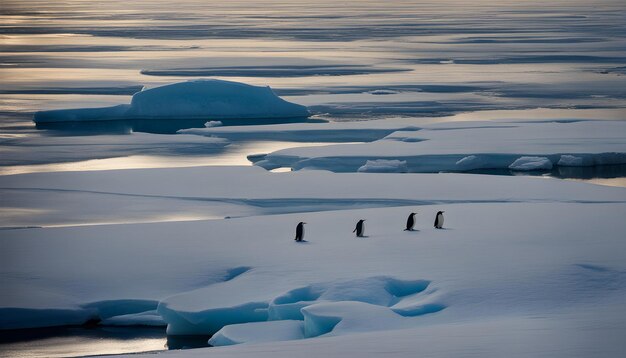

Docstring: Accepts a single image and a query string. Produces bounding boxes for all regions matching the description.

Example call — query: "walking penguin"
[295,222,306,242]
[405,212,417,231]
[353,219,366,237]
[434,211,445,229]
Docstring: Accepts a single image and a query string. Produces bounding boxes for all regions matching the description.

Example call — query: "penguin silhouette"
[405,212,417,231]
[434,211,445,229]
[295,222,306,241]
[353,219,366,237]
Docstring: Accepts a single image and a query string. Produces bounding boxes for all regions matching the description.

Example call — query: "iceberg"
[33,79,309,123]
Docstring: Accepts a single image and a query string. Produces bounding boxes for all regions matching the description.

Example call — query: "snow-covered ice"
[2,196,625,356]
[33,79,309,123]
[1,167,625,354]
[2,166,625,228]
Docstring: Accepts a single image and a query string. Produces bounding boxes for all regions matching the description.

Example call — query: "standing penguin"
[295,222,306,242]
[434,211,445,229]
[353,219,366,237]
[404,212,417,231]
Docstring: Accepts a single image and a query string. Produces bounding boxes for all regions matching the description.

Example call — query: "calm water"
[0,326,212,357]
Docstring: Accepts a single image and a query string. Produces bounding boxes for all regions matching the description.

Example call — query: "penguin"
[404,212,417,231]
[295,222,306,242]
[353,219,365,237]
[434,211,445,229]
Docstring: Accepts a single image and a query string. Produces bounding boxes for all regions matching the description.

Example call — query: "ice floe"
[253,120,626,172]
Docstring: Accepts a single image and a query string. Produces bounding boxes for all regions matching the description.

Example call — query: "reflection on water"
[0,141,334,176]
[0,326,216,357]
[572,177,626,188]
[36,117,324,135]
[0,326,167,358]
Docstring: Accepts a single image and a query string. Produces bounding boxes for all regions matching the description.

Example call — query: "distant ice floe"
[256,120,626,173]
[140,65,407,77]
[179,120,420,143]
[367,89,400,95]
[508,156,553,171]
[33,79,309,123]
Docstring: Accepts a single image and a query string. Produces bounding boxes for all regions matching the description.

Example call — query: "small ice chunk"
[455,155,483,170]
[367,89,399,95]
[204,121,223,128]
[357,159,408,173]
[509,156,553,171]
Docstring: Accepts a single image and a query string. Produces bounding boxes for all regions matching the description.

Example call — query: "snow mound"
[208,320,304,346]
[357,159,408,173]
[508,156,553,171]
[269,277,431,321]
[302,301,406,337]
[33,79,309,123]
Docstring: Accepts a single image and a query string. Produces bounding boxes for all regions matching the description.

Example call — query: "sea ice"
[256,120,626,172]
